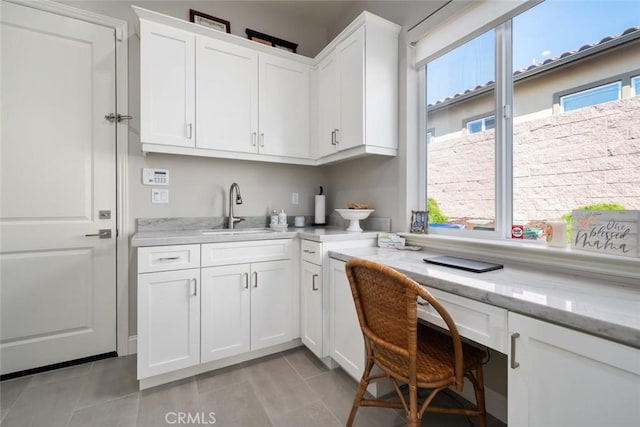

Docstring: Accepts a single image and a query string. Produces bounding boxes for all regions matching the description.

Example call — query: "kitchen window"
[423,0,640,241]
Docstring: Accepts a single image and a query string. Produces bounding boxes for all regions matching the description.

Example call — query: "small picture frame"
[245,28,298,53]
[189,9,230,33]
[410,210,428,233]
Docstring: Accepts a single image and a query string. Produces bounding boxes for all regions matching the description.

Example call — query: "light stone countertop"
[328,246,640,349]
[130,226,380,247]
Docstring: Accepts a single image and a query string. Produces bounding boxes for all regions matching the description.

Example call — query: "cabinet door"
[201,265,251,363]
[301,261,323,357]
[196,37,258,153]
[250,260,293,351]
[137,269,200,379]
[508,313,640,427]
[258,54,310,158]
[336,26,365,151]
[315,52,339,158]
[329,259,365,381]
[140,20,194,147]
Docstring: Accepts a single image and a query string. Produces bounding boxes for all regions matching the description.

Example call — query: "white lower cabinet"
[201,260,293,363]
[508,312,640,427]
[137,240,294,383]
[329,258,365,380]
[301,261,323,356]
[137,268,200,379]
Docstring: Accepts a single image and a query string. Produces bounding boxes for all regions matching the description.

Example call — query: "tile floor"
[0,347,506,427]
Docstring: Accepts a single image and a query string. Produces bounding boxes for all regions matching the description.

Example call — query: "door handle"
[84,229,112,239]
[244,272,249,289]
[260,133,265,148]
[312,274,319,291]
[192,278,197,297]
[253,271,258,288]
[251,132,257,147]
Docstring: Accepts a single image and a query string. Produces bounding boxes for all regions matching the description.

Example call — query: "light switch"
[292,192,299,205]
[152,188,169,204]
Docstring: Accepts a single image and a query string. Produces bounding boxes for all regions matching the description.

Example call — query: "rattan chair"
[344,258,487,427]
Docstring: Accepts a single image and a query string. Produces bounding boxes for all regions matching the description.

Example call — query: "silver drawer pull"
[156,256,180,261]
[303,249,316,254]
[417,300,428,306]
[510,333,520,369]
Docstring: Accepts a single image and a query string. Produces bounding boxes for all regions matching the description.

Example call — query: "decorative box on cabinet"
[508,312,640,427]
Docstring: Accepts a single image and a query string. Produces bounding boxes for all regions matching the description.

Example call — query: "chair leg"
[473,365,488,427]
[346,356,375,427]
[406,383,420,427]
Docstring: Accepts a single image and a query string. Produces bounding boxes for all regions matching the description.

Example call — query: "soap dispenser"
[278,209,287,225]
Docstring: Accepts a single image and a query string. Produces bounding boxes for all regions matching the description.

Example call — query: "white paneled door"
[0,2,117,375]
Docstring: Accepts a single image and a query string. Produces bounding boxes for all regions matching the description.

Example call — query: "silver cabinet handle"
[244,272,249,289]
[331,130,336,145]
[260,133,265,148]
[192,278,197,297]
[334,128,339,145]
[510,333,520,369]
[312,274,319,291]
[186,123,193,139]
[253,271,258,288]
[251,132,257,146]
[156,256,180,261]
[303,249,316,254]
[84,229,112,239]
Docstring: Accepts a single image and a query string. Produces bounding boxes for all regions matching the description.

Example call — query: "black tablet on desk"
[423,256,503,273]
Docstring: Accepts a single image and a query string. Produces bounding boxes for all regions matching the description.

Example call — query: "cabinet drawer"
[301,240,322,265]
[138,244,201,273]
[202,239,292,266]
[418,287,507,353]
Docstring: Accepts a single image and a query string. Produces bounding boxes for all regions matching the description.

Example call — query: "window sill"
[399,232,640,283]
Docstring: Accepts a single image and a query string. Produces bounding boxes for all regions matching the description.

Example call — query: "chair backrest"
[345,258,464,387]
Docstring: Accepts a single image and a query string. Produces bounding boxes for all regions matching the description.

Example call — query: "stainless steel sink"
[199,228,272,235]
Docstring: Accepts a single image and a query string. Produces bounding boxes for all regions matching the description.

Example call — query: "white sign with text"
[571,210,639,258]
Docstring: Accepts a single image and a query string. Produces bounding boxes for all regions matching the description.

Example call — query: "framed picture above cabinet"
[189,9,230,33]
[245,28,298,53]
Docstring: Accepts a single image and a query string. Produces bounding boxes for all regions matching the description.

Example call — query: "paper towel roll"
[315,195,326,224]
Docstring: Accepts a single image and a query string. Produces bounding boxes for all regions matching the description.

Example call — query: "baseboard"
[128,335,137,355]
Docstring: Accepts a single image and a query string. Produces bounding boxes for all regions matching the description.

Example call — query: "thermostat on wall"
[142,168,169,186]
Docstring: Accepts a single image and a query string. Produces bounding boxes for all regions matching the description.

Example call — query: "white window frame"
[465,115,496,134]
[408,4,639,280]
[559,81,622,112]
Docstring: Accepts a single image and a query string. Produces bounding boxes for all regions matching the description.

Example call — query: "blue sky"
[426,0,640,104]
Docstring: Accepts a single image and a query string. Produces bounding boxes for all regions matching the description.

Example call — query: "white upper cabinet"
[140,20,195,147]
[196,37,258,154]
[135,7,398,165]
[316,52,339,159]
[259,54,310,158]
[335,26,365,152]
[313,14,400,163]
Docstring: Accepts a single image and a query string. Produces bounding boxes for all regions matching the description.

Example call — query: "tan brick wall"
[428,97,640,221]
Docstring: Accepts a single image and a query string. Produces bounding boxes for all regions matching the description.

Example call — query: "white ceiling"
[259,1,356,27]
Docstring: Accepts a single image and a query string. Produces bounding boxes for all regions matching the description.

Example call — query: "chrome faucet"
[228,182,245,229]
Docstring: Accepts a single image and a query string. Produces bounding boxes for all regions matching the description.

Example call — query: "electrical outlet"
[291,192,299,205]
